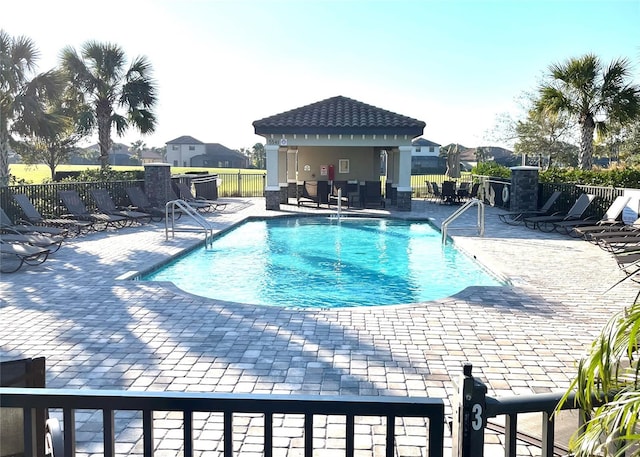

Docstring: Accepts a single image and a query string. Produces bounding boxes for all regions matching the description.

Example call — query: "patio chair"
[90,188,152,224]
[363,181,384,208]
[298,181,329,208]
[328,181,351,208]
[553,195,631,236]
[175,181,227,211]
[523,193,596,231]
[0,357,63,457]
[0,240,50,273]
[440,181,458,204]
[13,193,92,235]
[0,207,68,238]
[498,190,562,225]
[58,190,129,230]
[126,186,179,221]
[431,182,442,203]
[456,182,471,201]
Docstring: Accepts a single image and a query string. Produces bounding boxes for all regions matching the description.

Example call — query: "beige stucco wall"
[293,146,380,183]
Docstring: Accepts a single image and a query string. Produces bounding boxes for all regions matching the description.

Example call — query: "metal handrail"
[165,199,214,245]
[441,198,485,243]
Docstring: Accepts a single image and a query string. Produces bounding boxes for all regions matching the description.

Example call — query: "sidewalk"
[1,198,636,456]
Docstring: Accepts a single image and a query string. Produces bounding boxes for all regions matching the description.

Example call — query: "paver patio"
[1,197,637,456]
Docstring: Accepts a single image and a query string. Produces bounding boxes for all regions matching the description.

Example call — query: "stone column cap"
[510,166,540,171]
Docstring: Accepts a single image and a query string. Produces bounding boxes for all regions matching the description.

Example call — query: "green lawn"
[9,164,265,184]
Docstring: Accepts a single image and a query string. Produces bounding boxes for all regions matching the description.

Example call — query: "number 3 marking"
[471,404,483,430]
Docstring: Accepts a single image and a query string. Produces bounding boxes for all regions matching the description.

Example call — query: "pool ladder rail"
[441,198,485,243]
[165,199,215,246]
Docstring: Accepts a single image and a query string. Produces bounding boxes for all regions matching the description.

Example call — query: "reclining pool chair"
[553,195,632,237]
[90,188,152,225]
[126,186,178,221]
[523,193,596,231]
[175,181,226,211]
[297,181,328,208]
[498,191,562,225]
[12,193,92,235]
[0,207,68,238]
[0,240,50,273]
[0,230,63,253]
[58,190,129,230]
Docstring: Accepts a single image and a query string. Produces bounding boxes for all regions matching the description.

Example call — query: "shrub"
[471,161,511,178]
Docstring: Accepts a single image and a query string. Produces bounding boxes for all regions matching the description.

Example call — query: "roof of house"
[166,135,204,145]
[205,143,246,160]
[253,95,426,136]
[412,138,440,147]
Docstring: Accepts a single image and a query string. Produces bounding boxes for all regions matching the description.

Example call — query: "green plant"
[558,300,640,455]
[471,161,511,178]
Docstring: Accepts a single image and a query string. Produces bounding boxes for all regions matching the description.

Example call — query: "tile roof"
[253,96,425,136]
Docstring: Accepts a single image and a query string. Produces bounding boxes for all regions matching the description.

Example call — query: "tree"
[60,41,158,172]
[251,142,265,169]
[536,54,640,170]
[514,108,576,168]
[0,30,65,185]
[130,139,146,164]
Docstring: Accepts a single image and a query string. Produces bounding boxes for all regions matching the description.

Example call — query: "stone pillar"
[509,166,539,212]
[144,163,172,207]
[396,146,413,211]
[265,144,280,210]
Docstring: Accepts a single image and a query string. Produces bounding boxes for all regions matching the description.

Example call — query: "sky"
[4,0,639,151]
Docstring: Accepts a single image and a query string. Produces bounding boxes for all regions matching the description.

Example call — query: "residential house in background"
[166,136,249,168]
[411,138,445,173]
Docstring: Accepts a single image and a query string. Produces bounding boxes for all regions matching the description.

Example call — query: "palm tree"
[0,30,65,186]
[60,41,157,171]
[536,54,640,170]
[558,299,640,455]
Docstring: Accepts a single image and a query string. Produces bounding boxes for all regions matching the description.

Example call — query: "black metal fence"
[0,387,445,457]
[0,180,145,222]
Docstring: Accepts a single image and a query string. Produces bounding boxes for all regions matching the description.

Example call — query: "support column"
[278,148,288,204]
[265,144,280,210]
[144,163,172,207]
[395,146,413,211]
[509,166,539,212]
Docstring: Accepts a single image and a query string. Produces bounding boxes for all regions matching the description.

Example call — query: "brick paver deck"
[1,198,636,456]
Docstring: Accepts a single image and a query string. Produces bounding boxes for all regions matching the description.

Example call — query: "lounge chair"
[0,208,68,238]
[0,241,50,273]
[523,193,596,231]
[498,190,562,225]
[0,357,63,456]
[58,190,129,230]
[582,218,640,243]
[0,231,63,253]
[126,186,178,221]
[12,193,92,234]
[553,195,631,236]
[90,188,152,224]
[175,181,227,211]
[167,187,213,213]
[297,181,329,208]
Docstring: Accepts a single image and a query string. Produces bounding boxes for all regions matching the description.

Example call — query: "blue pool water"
[141,217,504,308]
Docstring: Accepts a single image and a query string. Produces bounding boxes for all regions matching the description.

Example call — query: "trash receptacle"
[194,175,218,200]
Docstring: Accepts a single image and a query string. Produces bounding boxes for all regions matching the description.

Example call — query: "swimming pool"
[141,217,505,308]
